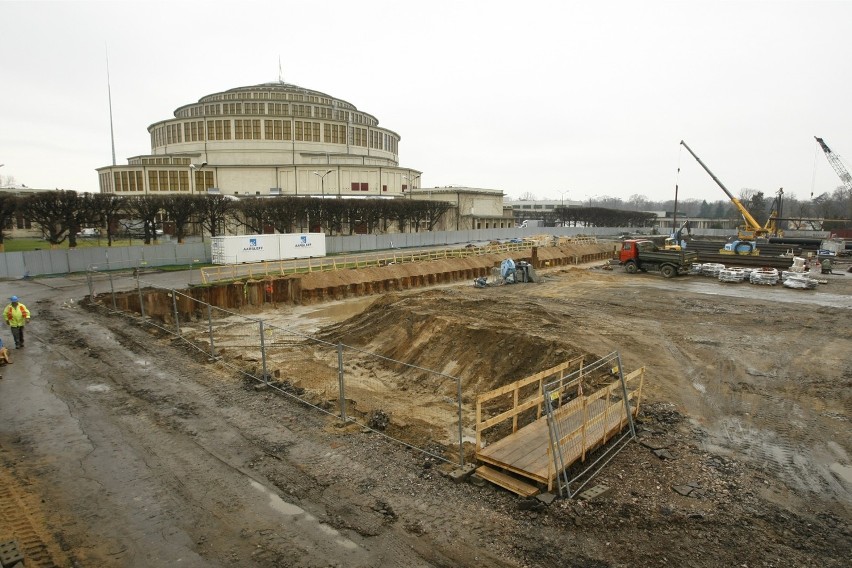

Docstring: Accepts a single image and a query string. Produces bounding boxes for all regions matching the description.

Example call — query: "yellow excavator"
[663,220,691,250]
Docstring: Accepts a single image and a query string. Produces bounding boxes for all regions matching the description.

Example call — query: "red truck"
[619,239,698,278]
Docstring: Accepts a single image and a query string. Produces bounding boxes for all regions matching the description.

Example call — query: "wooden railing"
[474,356,586,452]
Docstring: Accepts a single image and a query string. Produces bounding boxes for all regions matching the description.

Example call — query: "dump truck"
[619,239,698,278]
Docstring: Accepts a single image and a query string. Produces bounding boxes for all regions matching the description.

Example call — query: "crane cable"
[673,143,683,230]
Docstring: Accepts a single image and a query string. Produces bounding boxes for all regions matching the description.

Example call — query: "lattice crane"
[814,136,852,191]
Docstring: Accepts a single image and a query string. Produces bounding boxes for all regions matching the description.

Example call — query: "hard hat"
[9,296,17,302]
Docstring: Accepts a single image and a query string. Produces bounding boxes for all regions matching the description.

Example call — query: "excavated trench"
[104,243,613,321]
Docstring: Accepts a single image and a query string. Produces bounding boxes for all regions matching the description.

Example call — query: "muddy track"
[10,302,533,567]
[1,266,851,568]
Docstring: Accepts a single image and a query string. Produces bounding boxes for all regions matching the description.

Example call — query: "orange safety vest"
[4,303,30,327]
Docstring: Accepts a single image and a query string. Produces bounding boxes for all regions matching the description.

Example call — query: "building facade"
[412,187,514,231]
[97,82,422,199]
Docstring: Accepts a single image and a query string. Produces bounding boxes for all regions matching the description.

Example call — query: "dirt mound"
[316,288,595,394]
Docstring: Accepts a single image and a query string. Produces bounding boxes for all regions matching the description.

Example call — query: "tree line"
[0,192,454,249]
[517,186,852,229]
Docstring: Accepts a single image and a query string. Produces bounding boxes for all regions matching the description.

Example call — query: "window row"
[108,170,215,193]
[347,183,388,192]
[179,103,373,125]
[151,120,397,151]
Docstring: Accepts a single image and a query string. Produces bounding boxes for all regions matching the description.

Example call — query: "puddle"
[248,479,358,550]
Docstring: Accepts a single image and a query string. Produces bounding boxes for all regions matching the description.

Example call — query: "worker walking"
[4,295,31,349]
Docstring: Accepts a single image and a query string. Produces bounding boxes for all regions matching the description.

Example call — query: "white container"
[211,233,326,265]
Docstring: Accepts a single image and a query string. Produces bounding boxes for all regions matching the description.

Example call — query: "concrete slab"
[578,484,611,501]
[653,448,676,460]
[640,438,672,450]
[0,540,24,567]
[448,463,476,483]
[536,492,557,505]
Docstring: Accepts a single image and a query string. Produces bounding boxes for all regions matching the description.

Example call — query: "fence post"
[207,303,216,359]
[259,320,269,384]
[108,271,116,310]
[337,343,346,422]
[86,269,94,299]
[457,377,465,467]
[172,291,180,336]
[136,273,145,317]
[616,352,636,438]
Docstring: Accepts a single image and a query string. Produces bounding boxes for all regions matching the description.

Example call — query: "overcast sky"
[1,0,850,204]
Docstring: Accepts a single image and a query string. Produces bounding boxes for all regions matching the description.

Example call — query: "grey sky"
[1,0,850,204]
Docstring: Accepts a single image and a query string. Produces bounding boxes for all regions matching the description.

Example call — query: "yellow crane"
[679,140,771,241]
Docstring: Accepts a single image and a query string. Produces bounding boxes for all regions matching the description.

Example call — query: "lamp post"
[558,190,569,227]
[314,169,332,198]
[189,162,207,193]
[403,174,421,199]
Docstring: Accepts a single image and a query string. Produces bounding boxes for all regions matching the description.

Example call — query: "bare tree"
[0,194,19,252]
[267,197,308,233]
[64,192,100,249]
[91,193,127,246]
[196,195,235,238]
[127,195,165,245]
[22,191,70,247]
[161,195,200,243]
[236,197,272,234]
[424,201,452,230]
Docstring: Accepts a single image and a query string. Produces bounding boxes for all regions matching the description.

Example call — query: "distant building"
[414,187,513,230]
[0,185,55,238]
[97,82,422,199]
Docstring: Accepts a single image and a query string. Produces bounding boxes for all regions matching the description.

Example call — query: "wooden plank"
[478,396,543,431]
[475,398,482,452]
[477,356,584,403]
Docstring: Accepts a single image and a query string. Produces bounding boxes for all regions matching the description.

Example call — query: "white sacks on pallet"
[783,275,818,290]
[718,268,747,283]
[701,263,726,277]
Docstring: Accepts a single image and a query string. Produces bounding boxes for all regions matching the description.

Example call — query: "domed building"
[97,82,421,198]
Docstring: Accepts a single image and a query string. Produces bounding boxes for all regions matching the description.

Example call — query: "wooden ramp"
[475,359,645,495]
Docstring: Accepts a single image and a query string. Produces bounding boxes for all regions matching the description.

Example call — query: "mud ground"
[0,257,850,567]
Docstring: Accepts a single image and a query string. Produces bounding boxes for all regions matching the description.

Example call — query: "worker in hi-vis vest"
[4,295,31,349]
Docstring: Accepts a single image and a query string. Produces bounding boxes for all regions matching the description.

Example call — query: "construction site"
[0,233,849,568]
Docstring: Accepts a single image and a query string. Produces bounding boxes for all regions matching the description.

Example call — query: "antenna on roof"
[278,56,284,83]
[106,44,116,166]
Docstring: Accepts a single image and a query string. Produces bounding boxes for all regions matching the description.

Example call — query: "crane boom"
[679,140,768,239]
[814,136,852,191]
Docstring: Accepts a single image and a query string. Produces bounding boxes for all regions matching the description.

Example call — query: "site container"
[211,233,327,264]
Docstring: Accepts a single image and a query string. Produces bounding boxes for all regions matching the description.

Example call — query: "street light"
[403,174,421,199]
[558,190,569,227]
[314,169,332,197]
[189,162,207,193]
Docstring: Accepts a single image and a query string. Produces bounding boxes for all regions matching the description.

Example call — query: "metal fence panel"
[0,252,26,279]
[543,352,638,498]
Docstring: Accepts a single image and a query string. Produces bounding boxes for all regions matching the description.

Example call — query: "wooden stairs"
[475,465,540,497]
